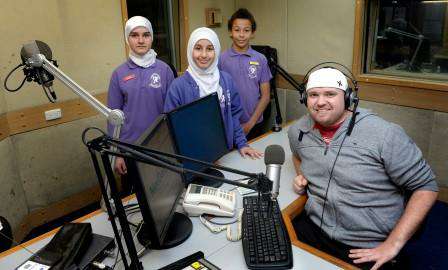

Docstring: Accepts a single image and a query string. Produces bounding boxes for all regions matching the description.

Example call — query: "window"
[126,0,181,69]
[364,0,448,82]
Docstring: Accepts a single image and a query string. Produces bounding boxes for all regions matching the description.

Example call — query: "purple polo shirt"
[164,71,248,150]
[107,59,174,143]
[219,47,272,124]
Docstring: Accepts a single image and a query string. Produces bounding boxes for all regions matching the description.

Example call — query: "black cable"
[36,70,56,103]
[3,63,26,92]
[318,126,350,232]
[202,214,238,225]
[124,203,138,209]
[42,85,56,103]
[0,229,43,262]
[111,229,123,270]
[113,222,149,270]
[125,209,141,217]
[82,127,107,146]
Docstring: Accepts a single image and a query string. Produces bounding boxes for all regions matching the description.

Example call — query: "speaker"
[299,62,358,110]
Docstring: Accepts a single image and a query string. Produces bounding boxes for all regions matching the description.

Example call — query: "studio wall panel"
[428,112,448,187]
[359,100,434,158]
[235,0,288,66]
[286,0,356,74]
[0,0,124,111]
[12,115,106,210]
[187,0,237,51]
[0,138,28,231]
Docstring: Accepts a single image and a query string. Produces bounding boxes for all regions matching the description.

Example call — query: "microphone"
[20,40,53,65]
[264,145,285,200]
[20,40,57,100]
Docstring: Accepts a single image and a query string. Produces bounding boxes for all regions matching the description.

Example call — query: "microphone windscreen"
[20,40,52,63]
[264,145,285,165]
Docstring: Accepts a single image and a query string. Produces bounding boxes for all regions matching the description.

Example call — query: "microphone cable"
[3,63,26,92]
[318,106,359,233]
[318,129,349,232]
[36,69,56,103]
[3,62,57,103]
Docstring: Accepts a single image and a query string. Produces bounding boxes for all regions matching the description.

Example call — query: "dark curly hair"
[227,8,256,32]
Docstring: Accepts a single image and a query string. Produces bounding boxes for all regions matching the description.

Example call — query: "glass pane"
[126,0,180,70]
[365,0,448,81]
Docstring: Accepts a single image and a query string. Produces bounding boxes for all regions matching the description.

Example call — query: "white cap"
[306,68,348,92]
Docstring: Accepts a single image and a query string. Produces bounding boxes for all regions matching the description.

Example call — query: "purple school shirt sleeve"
[107,70,123,136]
[229,79,249,150]
[164,79,183,113]
[259,56,273,84]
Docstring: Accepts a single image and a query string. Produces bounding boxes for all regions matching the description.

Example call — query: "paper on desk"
[17,261,51,270]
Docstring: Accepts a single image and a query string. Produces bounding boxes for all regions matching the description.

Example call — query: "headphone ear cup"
[302,92,307,107]
[299,83,307,106]
[344,87,353,109]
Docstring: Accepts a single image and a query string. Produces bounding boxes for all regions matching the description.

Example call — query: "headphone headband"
[302,62,357,90]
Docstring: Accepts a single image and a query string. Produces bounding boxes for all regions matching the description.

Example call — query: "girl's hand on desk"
[239,146,263,159]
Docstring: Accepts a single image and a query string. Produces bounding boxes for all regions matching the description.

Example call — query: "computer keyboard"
[242,196,293,269]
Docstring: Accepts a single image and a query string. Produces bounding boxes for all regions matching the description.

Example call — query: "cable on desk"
[0,227,45,262]
[112,220,154,270]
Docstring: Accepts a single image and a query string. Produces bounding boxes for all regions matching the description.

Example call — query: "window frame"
[353,0,448,113]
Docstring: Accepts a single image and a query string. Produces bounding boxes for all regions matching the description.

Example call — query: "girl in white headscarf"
[108,16,175,179]
[164,27,261,159]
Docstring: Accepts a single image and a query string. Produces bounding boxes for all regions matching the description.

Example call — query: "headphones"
[299,62,359,110]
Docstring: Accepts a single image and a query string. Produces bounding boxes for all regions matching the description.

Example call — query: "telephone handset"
[183,184,236,217]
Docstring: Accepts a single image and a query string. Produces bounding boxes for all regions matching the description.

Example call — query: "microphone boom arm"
[26,54,124,126]
[269,59,304,95]
[267,58,305,131]
[25,53,124,159]
[86,134,273,194]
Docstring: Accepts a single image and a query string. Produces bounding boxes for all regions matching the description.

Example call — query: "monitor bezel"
[126,114,184,247]
[165,93,229,184]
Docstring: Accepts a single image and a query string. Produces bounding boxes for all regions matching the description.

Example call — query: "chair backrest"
[400,200,448,269]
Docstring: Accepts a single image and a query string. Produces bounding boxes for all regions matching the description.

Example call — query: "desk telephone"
[183,184,236,217]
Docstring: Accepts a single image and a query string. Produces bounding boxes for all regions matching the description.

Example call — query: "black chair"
[399,200,448,269]
[0,216,13,252]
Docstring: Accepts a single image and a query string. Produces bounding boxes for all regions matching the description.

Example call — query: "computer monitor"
[166,93,229,188]
[126,115,192,249]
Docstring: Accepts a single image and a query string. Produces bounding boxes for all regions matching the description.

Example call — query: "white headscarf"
[186,27,223,99]
[125,16,157,68]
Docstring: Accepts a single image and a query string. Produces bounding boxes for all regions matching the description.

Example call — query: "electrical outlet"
[44,108,62,121]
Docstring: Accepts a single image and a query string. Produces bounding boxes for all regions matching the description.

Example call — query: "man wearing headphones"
[288,67,438,269]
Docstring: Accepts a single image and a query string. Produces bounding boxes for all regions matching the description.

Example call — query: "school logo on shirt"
[149,73,161,88]
[248,65,258,79]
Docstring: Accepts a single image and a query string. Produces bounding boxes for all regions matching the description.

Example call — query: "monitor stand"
[191,168,224,188]
[136,212,192,250]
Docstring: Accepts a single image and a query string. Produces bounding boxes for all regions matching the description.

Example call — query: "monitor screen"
[128,114,185,247]
[166,93,229,184]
